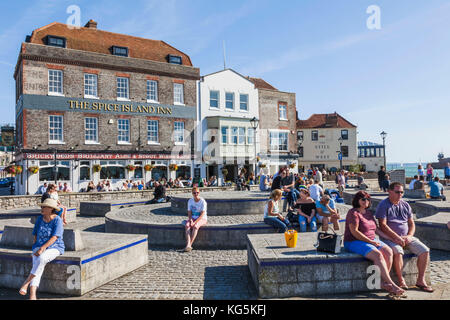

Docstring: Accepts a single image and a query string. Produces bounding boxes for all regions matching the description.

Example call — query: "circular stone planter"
[105,203,276,249]
[105,202,352,249]
[170,191,270,216]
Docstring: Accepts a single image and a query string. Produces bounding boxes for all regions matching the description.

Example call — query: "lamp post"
[338,137,344,171]
[250,117,259,176]
[380,131,387,169]
[297,133,303,172]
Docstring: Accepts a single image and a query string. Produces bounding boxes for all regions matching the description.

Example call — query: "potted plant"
[126,164,136,172]
[259,163,267,169]
[15,166,23,174]
[5,165,16,175]
[92,164,102,173]
[169,164,178,171]
[221,168,228,176]
[28,166,39,175]
[144,164,155,172]
[289,162,296,169]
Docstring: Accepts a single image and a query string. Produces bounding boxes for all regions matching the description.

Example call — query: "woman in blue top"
[19,198,65,300]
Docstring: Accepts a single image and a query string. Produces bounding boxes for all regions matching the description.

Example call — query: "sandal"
[381,283,405,297]
[184,247,192,253]
[415,284,434,293]
[398,281,409,290]
[19,288,27,296]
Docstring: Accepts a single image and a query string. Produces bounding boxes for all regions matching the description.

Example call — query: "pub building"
[13,20,200,195]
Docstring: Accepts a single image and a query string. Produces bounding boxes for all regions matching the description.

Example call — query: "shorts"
[344,240,387,257]
[380,237,429,256]
[184,217,207,230]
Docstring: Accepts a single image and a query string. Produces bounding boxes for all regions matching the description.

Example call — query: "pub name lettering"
[68,100,173,115]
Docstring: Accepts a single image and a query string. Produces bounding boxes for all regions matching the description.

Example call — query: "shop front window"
[39,161,70,182]
[176,166,191,179]
[152,167,167,181]
[100,166,125,180]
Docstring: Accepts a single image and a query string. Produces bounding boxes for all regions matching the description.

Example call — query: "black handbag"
[315,228,342,254]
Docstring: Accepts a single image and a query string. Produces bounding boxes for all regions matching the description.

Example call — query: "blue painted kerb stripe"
[81,238,148,264]
[0,238,148,266]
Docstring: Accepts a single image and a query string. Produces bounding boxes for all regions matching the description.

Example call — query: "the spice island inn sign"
[16,94,196,119]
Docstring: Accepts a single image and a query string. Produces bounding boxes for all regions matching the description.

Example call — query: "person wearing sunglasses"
[376,182,433,293]
[183,187,207,252]
[344,191,404,297]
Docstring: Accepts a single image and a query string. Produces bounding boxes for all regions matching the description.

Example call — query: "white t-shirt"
[264,200,279,219]
[50,192,59,201]
[309,184,323,201]
[188,198,207,221]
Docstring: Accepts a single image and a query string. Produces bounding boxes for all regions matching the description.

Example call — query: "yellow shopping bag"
[284,229,298,248]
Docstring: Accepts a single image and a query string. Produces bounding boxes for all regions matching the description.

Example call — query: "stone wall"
[0,186,234,211]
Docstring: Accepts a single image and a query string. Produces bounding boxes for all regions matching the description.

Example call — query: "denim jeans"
[264,217,291,233]
[298,215,317,232]
[283,189,300,206]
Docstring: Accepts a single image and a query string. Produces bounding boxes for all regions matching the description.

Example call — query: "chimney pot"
[84,20,98,29]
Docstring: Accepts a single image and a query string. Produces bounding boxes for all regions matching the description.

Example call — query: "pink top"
[344,208,377,242]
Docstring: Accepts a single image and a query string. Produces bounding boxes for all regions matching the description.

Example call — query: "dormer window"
[46,35,66,48]
[168,54,182,65]
[112,46,129,57]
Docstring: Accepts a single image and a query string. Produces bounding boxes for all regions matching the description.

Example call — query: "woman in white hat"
[19,198,65,300]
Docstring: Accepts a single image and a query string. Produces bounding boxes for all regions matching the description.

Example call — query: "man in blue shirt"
[445,162,450,185]
[428,177,446,201]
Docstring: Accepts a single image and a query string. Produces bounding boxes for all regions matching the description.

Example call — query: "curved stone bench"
[170,191,270,216]
[80,199,152,217]
[105,203,351,249]
[415,212,450,251]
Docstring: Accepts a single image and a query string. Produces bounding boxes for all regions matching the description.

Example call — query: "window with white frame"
[174,121,184,143]
[118,119,130,143]
[48,70,63,95]
[147,80,158,102]
[231,127,238,145]
[147,120,159,143]
[117,77,129,100]
[247,128,255,145]
[225,92,234,110]
[221,126,228,144]
[238,127,246,145]
[270,131,288,151]
[49,115,63,143]
[84,74,98,98]
[174,83,184,104]
[210,90,219,109]
[240,94,248,111]
[279,104,287,120]
[84,117,98,143]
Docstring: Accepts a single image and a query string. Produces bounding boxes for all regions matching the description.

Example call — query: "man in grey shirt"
[375,182,433,293]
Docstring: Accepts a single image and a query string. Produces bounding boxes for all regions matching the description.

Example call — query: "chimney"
[84,20,98,29]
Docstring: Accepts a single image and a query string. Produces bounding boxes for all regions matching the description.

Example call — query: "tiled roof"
[247,77,278,90]
[27,21,193,66]
[297,112,356,129]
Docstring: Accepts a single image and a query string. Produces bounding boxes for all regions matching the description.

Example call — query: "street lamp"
[250,117,259,176]
[338,137,344,171]
[380,131,387,169]
[297,133,304,172]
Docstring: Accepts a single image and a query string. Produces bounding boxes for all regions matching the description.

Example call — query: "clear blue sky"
[0,0,449,164]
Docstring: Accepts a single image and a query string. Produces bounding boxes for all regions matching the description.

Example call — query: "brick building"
[248,77,299,175]
[13,20,200,194]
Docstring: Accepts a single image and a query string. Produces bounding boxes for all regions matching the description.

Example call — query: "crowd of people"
[21,164,447,300]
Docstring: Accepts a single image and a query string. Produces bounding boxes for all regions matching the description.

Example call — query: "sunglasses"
[360,198,370,201]
[192,192,199,195]
[394,191,404,194]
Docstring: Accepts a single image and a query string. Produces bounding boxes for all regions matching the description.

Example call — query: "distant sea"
[387,163,445,179]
